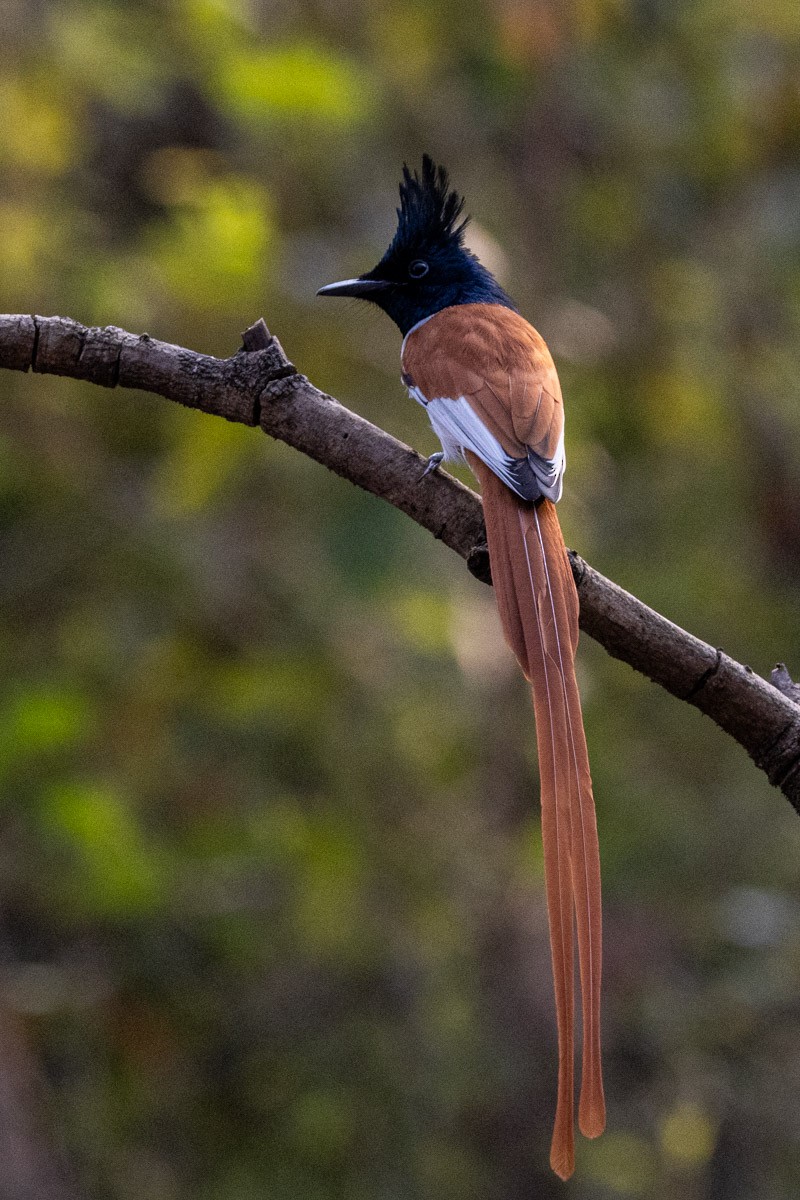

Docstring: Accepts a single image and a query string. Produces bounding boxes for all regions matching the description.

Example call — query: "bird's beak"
[317,277,393,299]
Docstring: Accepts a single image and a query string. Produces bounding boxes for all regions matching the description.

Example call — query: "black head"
[318,155,516,336]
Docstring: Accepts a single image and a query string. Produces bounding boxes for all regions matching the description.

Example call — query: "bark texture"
[2,313,800,813]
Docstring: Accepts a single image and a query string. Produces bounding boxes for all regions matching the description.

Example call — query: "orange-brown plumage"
[403,303,605,1179]
[403,305,564,462]
[318,156,605,1180]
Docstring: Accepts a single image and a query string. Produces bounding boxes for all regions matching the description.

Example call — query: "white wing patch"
[426,395,506,471]
[414,393,564,503]
[531,426,565,501]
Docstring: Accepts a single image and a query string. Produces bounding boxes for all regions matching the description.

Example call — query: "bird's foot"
[420,452,444,480]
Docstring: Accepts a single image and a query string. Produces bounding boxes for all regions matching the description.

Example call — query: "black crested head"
[317,155,517,336]
[389,156,469,262]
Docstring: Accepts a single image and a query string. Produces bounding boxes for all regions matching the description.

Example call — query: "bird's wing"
[402,303,565,501]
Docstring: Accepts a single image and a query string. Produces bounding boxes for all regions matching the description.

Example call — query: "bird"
[317,156,605,1180]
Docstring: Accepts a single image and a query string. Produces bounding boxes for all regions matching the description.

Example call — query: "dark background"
[1,1,800,1196]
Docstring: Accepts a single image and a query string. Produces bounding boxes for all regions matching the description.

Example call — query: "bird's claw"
[420,452,444,480]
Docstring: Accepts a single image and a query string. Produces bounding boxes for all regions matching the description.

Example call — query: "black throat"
[366,259,516,337]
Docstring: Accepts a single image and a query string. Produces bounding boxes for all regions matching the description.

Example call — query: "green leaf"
[214,43,374,124]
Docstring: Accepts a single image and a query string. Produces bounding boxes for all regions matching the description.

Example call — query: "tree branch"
[2,313,800,813]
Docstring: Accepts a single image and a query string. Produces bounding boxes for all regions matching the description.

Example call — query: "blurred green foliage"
[1,0,800,1197]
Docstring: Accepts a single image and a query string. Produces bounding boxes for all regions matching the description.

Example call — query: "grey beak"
[317,277,392,298]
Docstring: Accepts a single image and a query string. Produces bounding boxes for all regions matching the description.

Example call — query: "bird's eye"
[408,260,429,279]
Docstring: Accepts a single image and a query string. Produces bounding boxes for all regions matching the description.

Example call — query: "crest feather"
[390,155,469,254]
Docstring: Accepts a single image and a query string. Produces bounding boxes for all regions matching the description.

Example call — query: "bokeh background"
[1,1,800,1197]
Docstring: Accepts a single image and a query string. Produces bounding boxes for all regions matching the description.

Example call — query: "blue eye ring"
[408,259,429,279]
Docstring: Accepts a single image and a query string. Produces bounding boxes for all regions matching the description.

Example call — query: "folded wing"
[402,303,566,502]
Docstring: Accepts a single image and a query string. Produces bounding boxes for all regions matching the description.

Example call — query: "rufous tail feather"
[468,454,605,1180]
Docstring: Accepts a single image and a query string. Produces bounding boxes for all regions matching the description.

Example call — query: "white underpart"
[400,314,434,357]
[414,392,565,503]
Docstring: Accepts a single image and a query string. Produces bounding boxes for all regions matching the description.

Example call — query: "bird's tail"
[470,456,605,1181]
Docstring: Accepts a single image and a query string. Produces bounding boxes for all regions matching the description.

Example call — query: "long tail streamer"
[470,455,605,1180]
